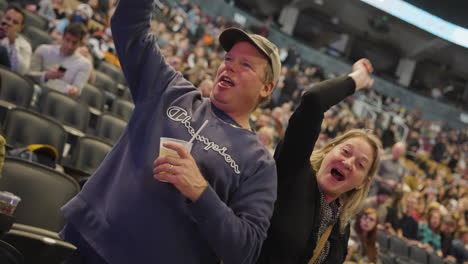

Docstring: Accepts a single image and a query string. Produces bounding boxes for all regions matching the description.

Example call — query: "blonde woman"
[258,59,382,264]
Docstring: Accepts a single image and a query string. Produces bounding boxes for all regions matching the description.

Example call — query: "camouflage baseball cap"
[219,27,281,84]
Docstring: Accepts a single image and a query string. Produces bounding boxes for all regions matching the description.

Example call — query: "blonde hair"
[310,129,382,232]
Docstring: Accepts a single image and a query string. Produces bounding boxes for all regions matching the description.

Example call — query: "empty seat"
[388,235,410,263]
[0,239,23,264]
[80,84,105,112]
[409,244,428,264]
[0,157,80,232]
[97,61,126,85]
[23,10,48,31]
[121,87,133,102]
[40,90,90,133]
[68,136,112,176]
[94,70,117,95]
[3,228,76,264]
[110,98,134,121]
[379,251,395,264]
[0,66,34,107]
[2,107,66,158]
[22,26,53,51]
[428,253,444,264]
[95,114,127,144]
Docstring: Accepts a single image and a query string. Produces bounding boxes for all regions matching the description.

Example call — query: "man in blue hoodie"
[60,0,281,263]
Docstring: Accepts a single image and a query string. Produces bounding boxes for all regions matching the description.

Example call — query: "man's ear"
[260,81,274,99]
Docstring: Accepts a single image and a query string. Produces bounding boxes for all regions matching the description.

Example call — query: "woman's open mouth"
[331,168,345,181]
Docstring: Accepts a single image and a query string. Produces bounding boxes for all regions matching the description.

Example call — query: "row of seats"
[377,231,451,264]
[0,63,131,114]
[0,2,126,262]
[3,107,118,174]
[0,156,78,263]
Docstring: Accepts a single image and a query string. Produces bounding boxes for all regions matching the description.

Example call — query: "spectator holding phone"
[28,22,91,99]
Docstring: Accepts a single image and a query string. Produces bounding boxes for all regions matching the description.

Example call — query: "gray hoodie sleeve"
[110,0,178,104]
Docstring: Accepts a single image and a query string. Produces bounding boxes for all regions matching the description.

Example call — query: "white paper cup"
[158,137,193,181]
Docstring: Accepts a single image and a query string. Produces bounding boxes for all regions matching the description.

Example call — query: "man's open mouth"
[219,76,235,87]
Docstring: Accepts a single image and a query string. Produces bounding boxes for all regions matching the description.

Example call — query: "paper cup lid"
[0,191,21,205]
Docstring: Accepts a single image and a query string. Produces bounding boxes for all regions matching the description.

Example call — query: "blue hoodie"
[61,0,277,263]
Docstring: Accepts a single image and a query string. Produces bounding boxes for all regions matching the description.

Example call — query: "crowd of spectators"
[0,0,466,262]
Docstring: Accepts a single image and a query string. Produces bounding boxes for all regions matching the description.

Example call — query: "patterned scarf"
[314,192,341,264]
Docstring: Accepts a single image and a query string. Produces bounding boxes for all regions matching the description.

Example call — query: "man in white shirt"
[28,22,91,98]
[0,5,32,75]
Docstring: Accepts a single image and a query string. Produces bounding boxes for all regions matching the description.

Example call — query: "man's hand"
[67,85,80,98]
[45,67,65,81]
[153,142,208,202]
[348,58,374,91]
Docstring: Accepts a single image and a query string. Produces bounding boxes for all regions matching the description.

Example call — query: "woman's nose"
[343,158,354,171]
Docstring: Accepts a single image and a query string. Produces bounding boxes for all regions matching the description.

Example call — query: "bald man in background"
[375,141,407,190]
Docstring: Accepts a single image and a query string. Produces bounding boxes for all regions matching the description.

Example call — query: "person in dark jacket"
[60,0,282,263]
[258,58,383,264]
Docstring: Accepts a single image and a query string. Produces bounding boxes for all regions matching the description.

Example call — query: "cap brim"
[219,28,269,59]
[27,144,59,161]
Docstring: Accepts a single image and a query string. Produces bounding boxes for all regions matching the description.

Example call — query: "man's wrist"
[189,182,208,202]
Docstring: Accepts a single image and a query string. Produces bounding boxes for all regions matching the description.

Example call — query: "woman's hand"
[348,58,374,91]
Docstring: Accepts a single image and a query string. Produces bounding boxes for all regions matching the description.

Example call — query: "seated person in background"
[440,215,457,262]
[382,190,404,236]
[396,192,419,241]
[50,3,94,41]
[452,227,468,264]
[37,0,68,24]
[346,208,380,264]
[28,22,91,99]
[0,5,32,75]
[375,141,407,190]
[363,185,392,224]
[418,207,442,255]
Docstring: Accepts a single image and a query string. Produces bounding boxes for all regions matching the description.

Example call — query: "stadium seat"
[22,26,53,51]
[11,223,60,240]
[110,98,134,121]
[428,252,444,264]
[80,84,105,112]
[121,87,133,102]
[388,235,410,263]
[0,66,34,107]
[23,10,48,31]
[0,239,23,264]
[94,70,118,95]
[408,244,428,264]
[379,251,395,264]
[95,114,127,144]
[377,230,390,251]
[40,90,90,133]
[3,228,76,264]
[97,60,126,85]
[0,157,80,232]
[67,136,112,176]
[2,107,67,158]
